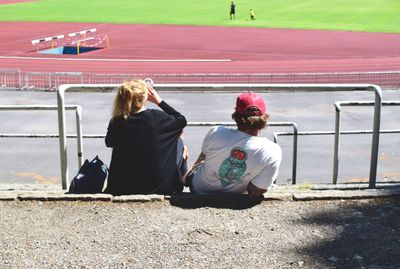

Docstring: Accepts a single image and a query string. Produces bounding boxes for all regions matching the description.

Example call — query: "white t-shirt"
[192,126,282,194]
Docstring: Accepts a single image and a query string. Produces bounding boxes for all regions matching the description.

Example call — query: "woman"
[104,80,187,195]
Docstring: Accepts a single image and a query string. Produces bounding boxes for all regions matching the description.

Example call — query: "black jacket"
[104,101,186,195]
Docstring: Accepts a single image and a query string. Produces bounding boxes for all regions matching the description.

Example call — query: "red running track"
[1,22,400,74]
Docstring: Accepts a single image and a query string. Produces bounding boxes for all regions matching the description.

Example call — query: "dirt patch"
[0,198,399,268]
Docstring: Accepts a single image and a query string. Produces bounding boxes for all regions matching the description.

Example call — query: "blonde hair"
[112,80,148,119]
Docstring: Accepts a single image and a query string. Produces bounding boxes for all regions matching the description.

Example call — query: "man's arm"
[188,152,205,173]
[183,152,205,187]
[248,144,282,197]
[185,152,205,177]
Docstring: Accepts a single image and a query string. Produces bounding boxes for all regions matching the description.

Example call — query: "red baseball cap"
[235,92,266,116]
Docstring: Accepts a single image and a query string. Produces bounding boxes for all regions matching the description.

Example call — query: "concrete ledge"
[18,193,113,201]
[0,193,17,201]
[293,189,400,201]
[264,192,293,201]
[113,194,164,202]
[1,182,399,203]
[311,182,400,190]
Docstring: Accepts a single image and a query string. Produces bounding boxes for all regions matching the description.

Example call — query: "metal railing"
[275,129,400,183]
[0,105,84,168]
[57,83,383,190]
[167,122,300,184]
[2,70,400,90]
[0,68,21,89]
[333,101,400,183]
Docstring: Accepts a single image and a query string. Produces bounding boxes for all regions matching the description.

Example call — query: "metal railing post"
[0,105,82,189]
[57,86,69,189]
[333,102,341,184]
[333,99,399,187]
[18,69,22,89]
[75,105,84,167]
[369,87,382,188]
[292,123,298,184]
[268,122,298,185]
[332,101,400,184]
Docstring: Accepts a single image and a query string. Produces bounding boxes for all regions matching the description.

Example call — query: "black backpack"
[69,156,108,194]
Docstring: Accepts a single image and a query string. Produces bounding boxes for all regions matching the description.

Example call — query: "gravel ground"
[0,197,399,269]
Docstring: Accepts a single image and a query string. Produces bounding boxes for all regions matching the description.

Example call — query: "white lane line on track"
[0,56,231,62]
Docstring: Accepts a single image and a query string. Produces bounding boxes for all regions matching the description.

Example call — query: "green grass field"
[1,0,400,33]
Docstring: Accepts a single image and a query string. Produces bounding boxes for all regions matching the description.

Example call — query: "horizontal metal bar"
[187,122,235,126]
[0,105,80,111]
[57,83,378,93]
[71,71,400,76]
[0,134,64,138]
[335,101,400,110]
[0,121,298,138]
[341,101,400,106]
[275,130,400,136]
[0,134,97,138]
[186,121,295,127]
[50,128,398,138]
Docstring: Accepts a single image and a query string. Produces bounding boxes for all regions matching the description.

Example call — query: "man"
[185,92,282,197]
[230,1,236,20]
[250,9,255,20]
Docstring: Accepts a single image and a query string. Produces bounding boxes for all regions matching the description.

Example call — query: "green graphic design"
[218,147,248,188]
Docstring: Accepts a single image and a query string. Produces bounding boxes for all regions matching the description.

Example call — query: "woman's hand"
[146,84,163,105]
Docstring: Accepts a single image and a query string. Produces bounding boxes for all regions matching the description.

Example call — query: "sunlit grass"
[1,0,400,32]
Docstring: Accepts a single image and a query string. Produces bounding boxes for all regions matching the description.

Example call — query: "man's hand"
[247,181,267,197]
[183,152,205,186]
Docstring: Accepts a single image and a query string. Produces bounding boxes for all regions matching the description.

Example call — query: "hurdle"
[31,28,107,55]
[68,28,97,46]
[31,34,65,51]
[67,29,110,55]
[75,35,109,54]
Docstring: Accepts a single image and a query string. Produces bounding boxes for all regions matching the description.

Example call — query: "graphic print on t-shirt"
[218,147,248,187]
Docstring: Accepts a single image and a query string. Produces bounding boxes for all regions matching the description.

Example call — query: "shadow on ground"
[297,198,400,268]
[169,193,264,209]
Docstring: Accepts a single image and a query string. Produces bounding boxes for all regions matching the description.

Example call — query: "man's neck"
[238,128,259,136]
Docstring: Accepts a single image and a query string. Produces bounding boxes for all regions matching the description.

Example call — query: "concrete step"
[1,182,399,202]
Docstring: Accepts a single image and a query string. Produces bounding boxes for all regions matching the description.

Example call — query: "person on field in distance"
[250,9,255,20]
[104,79,188,196]
[185,92,282,197]
[230,1,236,20]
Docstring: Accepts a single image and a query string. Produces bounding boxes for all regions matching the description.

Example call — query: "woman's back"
[105,102,186,195]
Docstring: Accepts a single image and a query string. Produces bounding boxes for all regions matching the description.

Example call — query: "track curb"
[1,182,399,202]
